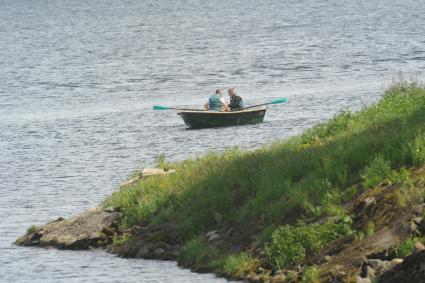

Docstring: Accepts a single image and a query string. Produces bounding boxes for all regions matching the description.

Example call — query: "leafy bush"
[302,266,320,283]
[264,217,353,268]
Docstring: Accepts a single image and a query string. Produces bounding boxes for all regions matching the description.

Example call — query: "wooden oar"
[153,98,288,111]
[241,98,288,110]
[153,105,207,111]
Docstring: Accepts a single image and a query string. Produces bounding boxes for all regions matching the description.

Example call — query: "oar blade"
[153,105,171,110]
[270,98,288,104]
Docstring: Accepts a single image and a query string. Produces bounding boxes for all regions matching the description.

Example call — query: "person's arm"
[204,102,209,110]
[219,96,230,111]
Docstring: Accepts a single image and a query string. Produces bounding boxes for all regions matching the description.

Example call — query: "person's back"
[204,89,229,111]
[228,88,244,110]
[208,93,222,111]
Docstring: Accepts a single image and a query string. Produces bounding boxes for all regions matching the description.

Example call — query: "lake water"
[1,0,425,282]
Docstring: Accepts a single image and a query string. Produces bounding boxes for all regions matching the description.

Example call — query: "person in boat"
[204,89,230,111]
[227,87,244,111]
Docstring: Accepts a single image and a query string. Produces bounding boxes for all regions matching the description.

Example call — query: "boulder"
[356,276,371,283]
[379,250,425,283]
[119,168,176,187]
[414,241,425,253]
[15,207,120,249]
[206,230,220,241]
[142,168,176,178]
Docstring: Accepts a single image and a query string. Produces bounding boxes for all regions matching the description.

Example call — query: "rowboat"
[177,106,267,129]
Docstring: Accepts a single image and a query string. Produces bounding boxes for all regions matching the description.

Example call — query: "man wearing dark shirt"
[227,88,244,111]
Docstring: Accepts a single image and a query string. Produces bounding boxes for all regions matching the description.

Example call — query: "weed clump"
[393,237,425,258]
[264,217,353,269]
[26,225,37,234]
[302,266,320,283]
[213,252,261,278]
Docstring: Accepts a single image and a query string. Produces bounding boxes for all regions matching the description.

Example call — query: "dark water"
[1,0,425,282]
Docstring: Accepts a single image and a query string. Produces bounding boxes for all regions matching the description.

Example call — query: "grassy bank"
[104,82,425,280]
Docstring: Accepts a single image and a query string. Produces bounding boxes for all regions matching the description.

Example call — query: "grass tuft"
[213,252,261,278]
[26,225,37,234]
[393,237,425,258]
[264,217,353,268]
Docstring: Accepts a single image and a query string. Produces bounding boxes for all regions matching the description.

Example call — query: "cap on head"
[216,89,222,94]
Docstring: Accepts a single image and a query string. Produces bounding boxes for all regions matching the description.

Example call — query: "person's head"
[228,87,236,96]
[215,89,223,95]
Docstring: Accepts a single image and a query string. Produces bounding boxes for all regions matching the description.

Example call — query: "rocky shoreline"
[14,204,425,283]
[15,207,120,250]
[15,167,425,283]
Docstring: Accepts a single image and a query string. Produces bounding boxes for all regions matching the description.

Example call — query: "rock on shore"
[15,207,120,249]
[379,250,425,283]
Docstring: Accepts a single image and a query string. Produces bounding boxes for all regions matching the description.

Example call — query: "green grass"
[111,234,130,248]
[393,237,425,257]
[411,132,425,164]
[302,266,320,283]
[366,221,375,237]
[264,217,353,268]
[103,82,425,270]
[177,236,219,267]
[213,252,261,278]
[26,225,37,234]
[361,155,391,188]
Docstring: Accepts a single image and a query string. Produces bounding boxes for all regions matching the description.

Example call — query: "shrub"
[264,217,353,268]
[302,266,320,283]
[260,224,278,244]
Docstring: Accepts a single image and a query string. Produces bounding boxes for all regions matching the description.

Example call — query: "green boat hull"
[178,106,266,129]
